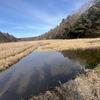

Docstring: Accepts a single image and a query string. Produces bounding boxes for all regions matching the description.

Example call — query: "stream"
[0,47,84,100]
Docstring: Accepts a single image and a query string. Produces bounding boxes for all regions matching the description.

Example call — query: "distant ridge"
[1,0,100,42]
[35,0,100,40]
[0,32,17,43]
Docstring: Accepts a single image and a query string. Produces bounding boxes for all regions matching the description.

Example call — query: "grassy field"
[0,38,100,99]
[0,41,44,71]
[39,38,100,52]
[0,38,100,71]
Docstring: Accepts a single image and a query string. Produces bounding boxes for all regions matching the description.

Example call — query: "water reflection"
[61,48,100,69]
[0,51,82,100]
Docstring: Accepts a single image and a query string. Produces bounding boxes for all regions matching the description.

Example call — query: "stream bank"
[0,47,83,100]
[31,70,100,100]
[31,48,100,100]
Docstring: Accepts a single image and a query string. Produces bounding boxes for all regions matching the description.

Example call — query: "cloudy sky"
[0,0,90,38]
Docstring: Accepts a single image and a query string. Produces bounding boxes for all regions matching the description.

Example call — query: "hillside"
[35,0,100,40]
[32,71,100,100]
[67,0,100,39]
[0,0,100,41]
[18,37,36,41]
[0,32,17,43]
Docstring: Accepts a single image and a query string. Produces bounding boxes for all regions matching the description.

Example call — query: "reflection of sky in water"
[0,51,82,100]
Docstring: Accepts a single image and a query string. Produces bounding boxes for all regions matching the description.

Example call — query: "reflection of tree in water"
[0,73,22,100]
[0,68,15,93]
[61,49,100,69]
[21,67,40,99]
[37,63,82,95]
[0,52,83,100]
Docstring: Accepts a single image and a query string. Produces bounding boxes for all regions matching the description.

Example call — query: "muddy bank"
[31,70,100,100]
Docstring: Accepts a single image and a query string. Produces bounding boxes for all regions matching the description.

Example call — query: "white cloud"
[15,24,53,31]
[28,7,68,25]
[0,0,90,38]
[0,0,67,26]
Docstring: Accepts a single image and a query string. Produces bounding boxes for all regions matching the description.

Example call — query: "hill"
[1,0,100,41]
[0,32,17,43]
[35,0,100,40]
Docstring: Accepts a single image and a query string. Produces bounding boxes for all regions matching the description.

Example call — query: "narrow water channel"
[0,49,83,100]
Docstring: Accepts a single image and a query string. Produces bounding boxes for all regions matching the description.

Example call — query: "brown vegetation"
[0,38,100,99]
[0,32,17,42]
[39,38,100,52]
[0,41,44,71]
[35,0,100,40]
[31,71,100,100]
[30,38,100,100]
[0,38,100,71]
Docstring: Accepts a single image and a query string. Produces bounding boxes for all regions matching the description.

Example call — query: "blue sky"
[0,0,90,38]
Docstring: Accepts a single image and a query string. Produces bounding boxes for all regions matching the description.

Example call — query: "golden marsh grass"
[39,38,100,52]
[0,41,44,71]
[0,38,100,71]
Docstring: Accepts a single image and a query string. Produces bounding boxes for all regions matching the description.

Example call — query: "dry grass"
[0,38,100,99]
[31,71,100,100]
[0,38,100,71]
[30,38,100,100]
[0,41,44,71]
[38,38,100,52]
